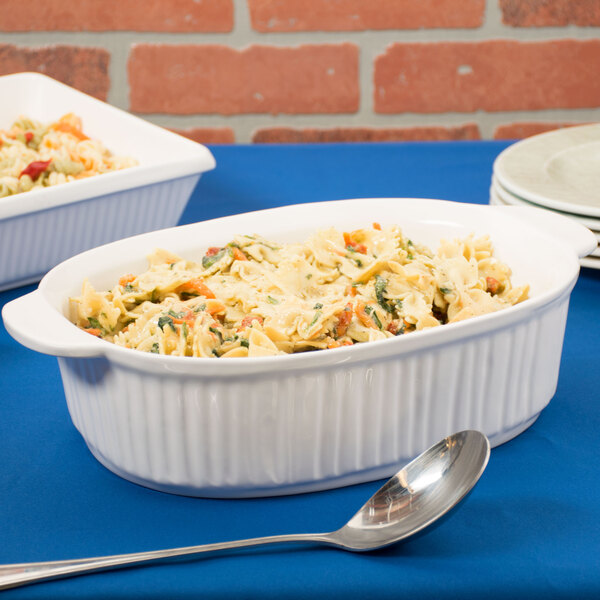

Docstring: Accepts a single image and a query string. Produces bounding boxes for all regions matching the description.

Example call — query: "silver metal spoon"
[0,430,489,591]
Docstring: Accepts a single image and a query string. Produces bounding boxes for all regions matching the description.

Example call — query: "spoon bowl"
[332,429,490,550]
[0,430,490,591]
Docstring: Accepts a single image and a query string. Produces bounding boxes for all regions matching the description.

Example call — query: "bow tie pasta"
[69,224,529,358]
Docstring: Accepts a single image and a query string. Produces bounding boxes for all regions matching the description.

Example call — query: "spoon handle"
[0,532,333,591]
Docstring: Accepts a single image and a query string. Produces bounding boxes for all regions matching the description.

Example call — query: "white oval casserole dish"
[3,199,596,497]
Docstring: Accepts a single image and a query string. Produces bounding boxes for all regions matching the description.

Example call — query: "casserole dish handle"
[2,291,103,358]
[491,205,597,258]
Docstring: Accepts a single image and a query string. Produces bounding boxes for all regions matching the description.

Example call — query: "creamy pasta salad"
[0,113,137,197]
[70,224,529,358]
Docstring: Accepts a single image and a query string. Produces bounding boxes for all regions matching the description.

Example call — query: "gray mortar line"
[2,0,600,143]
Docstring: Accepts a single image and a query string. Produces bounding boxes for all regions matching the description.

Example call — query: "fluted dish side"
[0,176,199,291]
[58,294,568,497]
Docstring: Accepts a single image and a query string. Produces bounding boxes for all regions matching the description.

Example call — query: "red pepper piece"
[231,247,248,261]
[238,315,263,330]
[19,160,51,181]
[335,303,353,338]
[343,232,367,255]
[24,132,34,143]
[486,277,500,295]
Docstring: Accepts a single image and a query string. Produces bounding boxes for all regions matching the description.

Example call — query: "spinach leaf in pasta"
[158,315,176,332]
[202,248,227,270]
[374,275,394,313]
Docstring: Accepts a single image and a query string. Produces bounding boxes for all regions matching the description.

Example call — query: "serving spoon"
[0,430,489,591]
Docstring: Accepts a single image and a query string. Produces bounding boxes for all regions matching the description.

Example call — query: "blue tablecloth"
[1,142,599,599]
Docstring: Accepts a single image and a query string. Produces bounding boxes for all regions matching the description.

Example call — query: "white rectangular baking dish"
[3,198,596,497]
[0,72,215,291]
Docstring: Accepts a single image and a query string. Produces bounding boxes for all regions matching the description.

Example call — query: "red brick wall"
[1,0,599,143]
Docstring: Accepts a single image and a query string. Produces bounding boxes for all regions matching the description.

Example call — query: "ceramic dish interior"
[3,199,597,497]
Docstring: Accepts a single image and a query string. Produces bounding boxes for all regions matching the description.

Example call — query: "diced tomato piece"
[209,304,226,317]
[335,303,353,338]
[171,310,195,324]
[239,315,264,330]
[343,232,367,254]
[387,322,399,335]
[486,276,500,295]
[19,160,51,181]
[118,273,136,287]
[24,131,33,143]
[205,247,222,256]
[355,301,371,328]
[328,339,353,349]
[231,247,248,261]
[51,121,89,141]
[176,278,215,299]
[355,301,380,329]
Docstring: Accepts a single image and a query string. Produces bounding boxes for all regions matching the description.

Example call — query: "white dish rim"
[4,198,596,377]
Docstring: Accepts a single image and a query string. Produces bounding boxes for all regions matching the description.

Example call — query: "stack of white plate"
[491,124,600,270]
